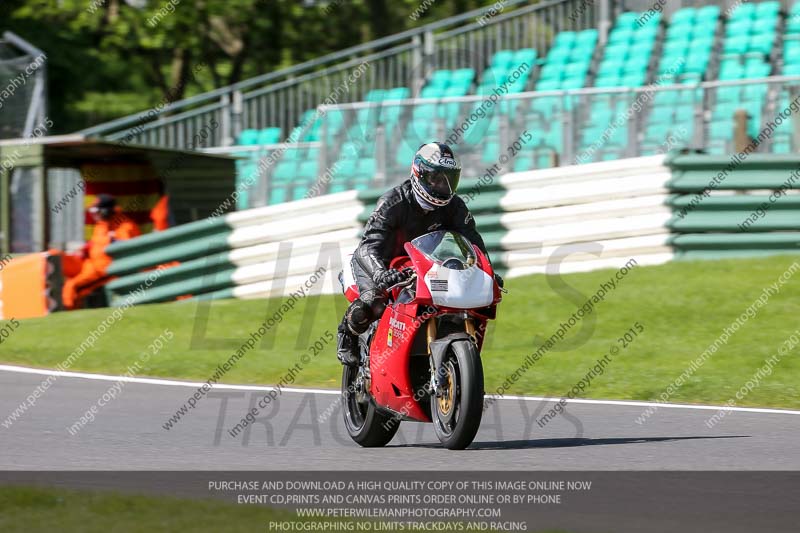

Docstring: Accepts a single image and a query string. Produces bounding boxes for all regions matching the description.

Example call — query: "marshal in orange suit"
[62,194,141,310]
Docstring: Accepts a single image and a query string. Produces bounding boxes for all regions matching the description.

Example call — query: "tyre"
[341,365,400,447]
[431,340,484,450]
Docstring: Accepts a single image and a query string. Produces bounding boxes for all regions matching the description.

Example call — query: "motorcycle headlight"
[442,257,467,270]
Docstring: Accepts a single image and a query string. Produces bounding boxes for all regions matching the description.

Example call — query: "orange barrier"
[0,252,62,320]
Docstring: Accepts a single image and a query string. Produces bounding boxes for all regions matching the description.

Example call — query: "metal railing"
[79,0,609,148]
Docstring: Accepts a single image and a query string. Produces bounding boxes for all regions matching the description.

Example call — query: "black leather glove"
[494,273,504,289]
[374,268,408,290]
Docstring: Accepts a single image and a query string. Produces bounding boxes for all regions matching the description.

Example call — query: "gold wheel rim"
[438,368,454,415]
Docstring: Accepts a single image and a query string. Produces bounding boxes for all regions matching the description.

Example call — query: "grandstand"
[81,0,800,209]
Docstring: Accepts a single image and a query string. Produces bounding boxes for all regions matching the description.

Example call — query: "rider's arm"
[450,196,490,261]
[354,195,401,278]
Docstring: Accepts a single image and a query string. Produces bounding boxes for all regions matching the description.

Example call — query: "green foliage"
[0,0,490,133]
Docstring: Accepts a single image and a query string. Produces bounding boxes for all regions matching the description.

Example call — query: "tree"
[2,0,490,132]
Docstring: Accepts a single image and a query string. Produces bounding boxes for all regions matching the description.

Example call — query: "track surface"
[2,370,799,470]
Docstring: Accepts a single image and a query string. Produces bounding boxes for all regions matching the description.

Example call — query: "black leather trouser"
[340,259,388,336]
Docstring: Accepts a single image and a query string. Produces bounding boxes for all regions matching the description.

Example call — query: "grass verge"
[0,486,568,533]
[0,485,299,533]
[1,255,799,409]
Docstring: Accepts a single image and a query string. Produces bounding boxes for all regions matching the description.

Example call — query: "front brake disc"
[437,361,457,425]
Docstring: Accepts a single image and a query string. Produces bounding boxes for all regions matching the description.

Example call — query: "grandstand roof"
[0,136,237,227]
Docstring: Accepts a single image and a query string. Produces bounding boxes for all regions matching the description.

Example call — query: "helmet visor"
[420,167,460,201]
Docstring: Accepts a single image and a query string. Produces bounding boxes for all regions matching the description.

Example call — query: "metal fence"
[0,32,47,139]
[80,0,608,148]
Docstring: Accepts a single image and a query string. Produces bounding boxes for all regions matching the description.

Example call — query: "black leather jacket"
[354,179,489,278]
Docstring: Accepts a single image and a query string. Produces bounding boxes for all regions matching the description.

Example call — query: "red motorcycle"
[339,230,503,450]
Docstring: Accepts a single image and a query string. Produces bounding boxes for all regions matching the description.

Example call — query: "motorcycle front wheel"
[341,365,400,447]
[431,340,484,450]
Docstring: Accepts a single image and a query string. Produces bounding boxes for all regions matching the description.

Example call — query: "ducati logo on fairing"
[388,316,405,347]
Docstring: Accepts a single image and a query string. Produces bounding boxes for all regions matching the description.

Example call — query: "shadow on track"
[389,435,749,450]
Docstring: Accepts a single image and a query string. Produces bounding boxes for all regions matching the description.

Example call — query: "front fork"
[428,319,443,395]
[429,316,477,397]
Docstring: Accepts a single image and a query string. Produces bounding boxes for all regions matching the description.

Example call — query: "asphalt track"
[1,367,799,471]
[3,367,800,533]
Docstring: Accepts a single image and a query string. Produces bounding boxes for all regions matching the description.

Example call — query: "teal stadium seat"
[513,48,537,75]
[607,28,632,44]
[428,70,451,89]
[639,5,719,156]
[356,158,376,180]
[787,11,800,35]
[258,127,282,144]
[709,121,733,140]
[615,12,642,29]
[553,31,576,48]
[539,62,562,81]
[238,129,260,145]
[745,61,771,78]
[671,7,695,25]
[333,159,357,180]
[297,160,317,180]
[696,5,720,23]
[513,154,534,172]
[394,141,417,166]
[492,50,515,69]
[536,29,596,91]
[273,161,296,182]
[674,105,694,124]
[361,90,382,104]
[785,45,800,65]
[594,75,620,87]
[482,140,499,163]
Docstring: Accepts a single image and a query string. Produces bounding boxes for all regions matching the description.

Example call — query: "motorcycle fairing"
[422,263,494,309]
[368,301,430,422]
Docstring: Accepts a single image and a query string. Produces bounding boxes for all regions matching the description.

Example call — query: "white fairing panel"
[340,254,356,293]
[423,264,494,308]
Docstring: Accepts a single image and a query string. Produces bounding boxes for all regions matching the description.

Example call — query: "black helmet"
[89,194,116,220]
[410,142,461,208]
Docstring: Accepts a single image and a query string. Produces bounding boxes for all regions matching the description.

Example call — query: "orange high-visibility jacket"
[150,195,170,231]
[88,213,141,273]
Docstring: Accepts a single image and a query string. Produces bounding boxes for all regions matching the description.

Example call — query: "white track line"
[2,364,799,416]
[0,364,338,396]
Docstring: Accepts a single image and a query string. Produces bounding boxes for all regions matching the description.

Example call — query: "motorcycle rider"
[337,141,502,366]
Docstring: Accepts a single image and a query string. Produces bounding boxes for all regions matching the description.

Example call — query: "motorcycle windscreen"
[422,264,494,308]
[410,231,476,266]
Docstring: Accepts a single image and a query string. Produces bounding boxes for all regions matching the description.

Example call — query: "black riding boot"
[337,321,359,366]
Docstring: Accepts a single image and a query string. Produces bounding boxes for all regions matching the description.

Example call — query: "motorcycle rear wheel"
[431,340,484,450]
[341,365,400,447]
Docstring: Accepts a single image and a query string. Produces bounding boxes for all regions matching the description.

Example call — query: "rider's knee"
[345,286,389,335]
